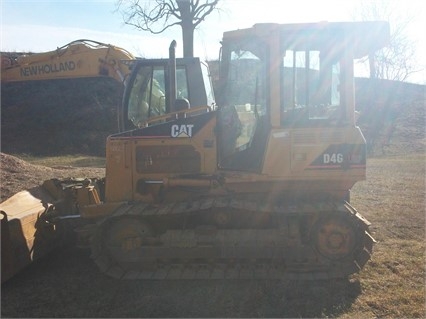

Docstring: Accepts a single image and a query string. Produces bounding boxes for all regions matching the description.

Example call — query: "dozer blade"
[1,186,61,283]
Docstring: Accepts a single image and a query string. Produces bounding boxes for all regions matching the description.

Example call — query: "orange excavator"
[1,21,390,282]
[1,39,134,84]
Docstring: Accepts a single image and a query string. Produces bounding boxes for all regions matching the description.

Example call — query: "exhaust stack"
[168,40,177,112]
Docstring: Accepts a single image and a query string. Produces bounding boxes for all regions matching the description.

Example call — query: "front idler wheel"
[312,214,359,261]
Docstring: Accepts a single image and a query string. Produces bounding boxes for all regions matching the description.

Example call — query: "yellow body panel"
[263,126,366,179]
[105,139,134,202]
[105,113,217,203]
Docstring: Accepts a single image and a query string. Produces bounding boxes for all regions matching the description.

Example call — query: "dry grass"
[344,154,426,318]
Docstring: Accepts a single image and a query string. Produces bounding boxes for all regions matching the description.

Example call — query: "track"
[90,198,374,280]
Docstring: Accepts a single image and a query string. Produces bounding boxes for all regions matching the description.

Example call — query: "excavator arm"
[1,39,135,84]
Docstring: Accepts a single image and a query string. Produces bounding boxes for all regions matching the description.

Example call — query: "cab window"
[128,65,166,127]
[281,49,341,126]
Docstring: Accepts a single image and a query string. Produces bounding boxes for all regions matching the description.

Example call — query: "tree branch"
[192,0,219,27]
[116,0,221,57]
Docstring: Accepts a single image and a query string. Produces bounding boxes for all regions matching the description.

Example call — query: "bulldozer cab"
[217,22,390,172]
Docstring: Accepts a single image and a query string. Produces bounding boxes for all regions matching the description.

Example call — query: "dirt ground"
[0,153,105,202]
[1,243,362,318]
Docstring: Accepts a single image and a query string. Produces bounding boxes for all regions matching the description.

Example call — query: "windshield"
[225,50,267,113]
[216,37,271,172]
[220,39,268,151]
[127,65,190,128]
[200,61,216,108]
[127,65,166,128]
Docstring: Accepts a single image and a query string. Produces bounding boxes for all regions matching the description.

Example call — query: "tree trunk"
[177,1,194,58]
[181,23,194,57]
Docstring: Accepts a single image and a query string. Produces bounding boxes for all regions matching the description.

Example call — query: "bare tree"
[117,0,220,58]
[354,0,420,82]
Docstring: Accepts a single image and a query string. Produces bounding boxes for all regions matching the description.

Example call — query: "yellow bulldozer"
[1,21,390,282]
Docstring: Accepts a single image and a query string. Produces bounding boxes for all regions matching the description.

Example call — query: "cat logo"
[171,124,194,138]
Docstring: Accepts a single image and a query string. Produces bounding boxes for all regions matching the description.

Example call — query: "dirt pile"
[0,153,104,202]
[1,77,121,156]
[355,78,425,156]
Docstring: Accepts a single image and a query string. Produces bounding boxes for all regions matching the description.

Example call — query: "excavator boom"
[1,39,135,84]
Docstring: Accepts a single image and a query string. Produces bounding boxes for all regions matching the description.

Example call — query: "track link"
[90,198,374,280]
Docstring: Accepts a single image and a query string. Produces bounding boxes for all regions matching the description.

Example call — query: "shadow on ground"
[1,246,361,318]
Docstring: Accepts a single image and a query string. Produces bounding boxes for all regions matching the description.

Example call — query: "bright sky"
[1,0,425,83]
